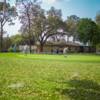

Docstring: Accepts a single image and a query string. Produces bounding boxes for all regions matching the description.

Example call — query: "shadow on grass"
[54,79,100,100]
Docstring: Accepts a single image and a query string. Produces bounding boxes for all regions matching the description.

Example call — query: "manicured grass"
[0,53,100,100]
[1,53,100,62]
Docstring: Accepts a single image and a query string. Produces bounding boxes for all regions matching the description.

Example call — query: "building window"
[59,46,63,48]
[69,47,71,50]
[75,47,77,51]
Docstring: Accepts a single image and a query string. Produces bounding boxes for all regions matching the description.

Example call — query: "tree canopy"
[19,0,41,53]
[32,7,64,51]
[77,18,100,46]
[64,15,80,42]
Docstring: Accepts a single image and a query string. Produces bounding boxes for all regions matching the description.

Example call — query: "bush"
[16,48,21,52]
[9,48,21,52]
[9,48,14,52]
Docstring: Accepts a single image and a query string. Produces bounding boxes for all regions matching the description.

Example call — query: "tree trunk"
[29,43,31,53]
[29,18,31,53]
[0,25,3,53]
[91,47,92,53]
[40,43,43,52]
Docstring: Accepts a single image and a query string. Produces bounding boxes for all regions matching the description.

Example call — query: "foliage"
[16,48,21,52]
[89,26,100,45]
[9,48,21,52]
[3,34,36,49]
[32,7,64,51]
[77,18,100,46]
[64,15,80,42]
[3,36,12,51]
[95,11,100,26]
[19,0,41,53]
[0,1,18,52]
[21,34,35,45]
[67,15,80,23]
[0,2,10,11]
[20,5,65,51]
[2,34,34,51]
[96,44,100,48]
[11,34,25,46]
[9,48,14,52]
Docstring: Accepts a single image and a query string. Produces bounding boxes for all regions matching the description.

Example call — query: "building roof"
[42,42,81,46]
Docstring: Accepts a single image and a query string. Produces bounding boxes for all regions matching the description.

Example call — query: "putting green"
[0,53,100,62]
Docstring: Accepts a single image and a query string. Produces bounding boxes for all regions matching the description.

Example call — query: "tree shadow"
[54,79,100,100]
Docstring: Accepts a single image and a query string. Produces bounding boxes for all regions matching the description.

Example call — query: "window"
[69,47,71,50]
[75,47,77,51]
[59,46,63,48]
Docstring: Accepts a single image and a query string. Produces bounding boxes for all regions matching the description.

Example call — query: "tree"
[19,0,41,53]
[76,18,91,46]
[10,34,25,46]
[2,33,36,51]
[32,7,64,51]
[89,25,100,46]
[3,35,12,51]
[0,1,17,52]
[64,15,80,42]
[48,35,58,42]
[64,19,75,42]
[95,11,100,26]
[11,34,35,46]
[60,37,66,42]
[77,18,100,47]
[48,34,65,42]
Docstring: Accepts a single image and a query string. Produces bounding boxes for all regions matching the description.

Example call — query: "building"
[37,42,96,53]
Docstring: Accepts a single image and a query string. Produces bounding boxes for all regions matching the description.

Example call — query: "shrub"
[9,48,21,52]
[16,48,21,52]
[9,48,14,52]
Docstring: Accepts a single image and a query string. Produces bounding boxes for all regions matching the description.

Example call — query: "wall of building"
[37,45,80,53]
[37,45,96,53]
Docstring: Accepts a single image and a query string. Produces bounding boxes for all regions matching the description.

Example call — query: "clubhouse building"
[37,42,96,53]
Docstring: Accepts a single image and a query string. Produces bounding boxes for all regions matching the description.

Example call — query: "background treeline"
[0,0,100,52]
[2,34,35,52]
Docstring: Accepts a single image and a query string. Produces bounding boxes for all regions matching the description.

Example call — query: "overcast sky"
[3,0,100,38]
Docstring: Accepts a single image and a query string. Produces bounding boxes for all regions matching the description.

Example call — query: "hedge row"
[9,48,21,52]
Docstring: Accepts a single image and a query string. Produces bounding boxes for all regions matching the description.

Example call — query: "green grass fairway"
[0,53,100,62]
[0,53,100,100]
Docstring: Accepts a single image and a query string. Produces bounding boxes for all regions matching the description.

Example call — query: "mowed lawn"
[0,53,100,100]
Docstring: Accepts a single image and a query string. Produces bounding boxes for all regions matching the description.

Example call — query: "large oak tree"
[32,7,64,51]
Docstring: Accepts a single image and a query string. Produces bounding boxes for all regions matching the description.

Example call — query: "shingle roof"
[43,42,81,46]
